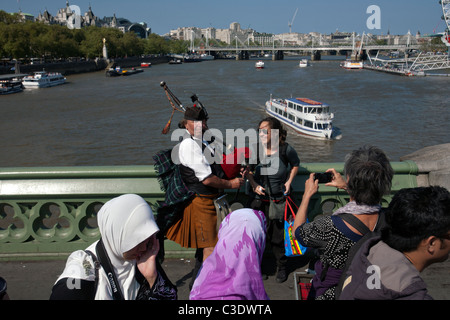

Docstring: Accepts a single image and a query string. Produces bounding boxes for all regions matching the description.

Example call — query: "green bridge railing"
[0,162,418,261]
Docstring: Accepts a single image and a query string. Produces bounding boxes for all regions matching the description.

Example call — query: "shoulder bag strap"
[84,249,100,297]
[95,239,125,300]
[340,213,371,235]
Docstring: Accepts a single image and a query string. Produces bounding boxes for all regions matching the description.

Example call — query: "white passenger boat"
[0,77,23,95]
[265,96,342,140]
[299,59,309,67]
[22,71,66,88]
[340,60,363,69]
[255,61,265,69]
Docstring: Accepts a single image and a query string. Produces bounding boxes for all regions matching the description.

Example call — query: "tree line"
[0,10,190,61]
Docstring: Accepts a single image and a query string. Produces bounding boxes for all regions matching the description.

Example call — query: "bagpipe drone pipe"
[159,81,250,180]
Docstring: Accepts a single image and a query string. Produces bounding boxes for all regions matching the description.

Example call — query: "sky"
[2,0,446,36]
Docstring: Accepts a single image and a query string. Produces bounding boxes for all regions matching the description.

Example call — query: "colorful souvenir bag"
[284,196,308,257]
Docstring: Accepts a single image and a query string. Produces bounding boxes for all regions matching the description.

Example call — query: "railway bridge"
[193,44,420,60]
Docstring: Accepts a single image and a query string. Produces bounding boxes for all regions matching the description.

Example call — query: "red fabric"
[221,147,251,179]
[299,282,312,300]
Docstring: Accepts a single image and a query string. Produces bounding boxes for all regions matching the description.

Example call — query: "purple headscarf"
[189,208,269,300]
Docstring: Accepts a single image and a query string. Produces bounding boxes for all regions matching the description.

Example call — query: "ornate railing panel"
[0,162,418,260]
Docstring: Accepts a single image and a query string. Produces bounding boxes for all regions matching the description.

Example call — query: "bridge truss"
[409,53,450,71]
[364,1,450,75]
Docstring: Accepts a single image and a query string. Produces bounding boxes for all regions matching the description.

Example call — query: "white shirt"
[178,131,214,182]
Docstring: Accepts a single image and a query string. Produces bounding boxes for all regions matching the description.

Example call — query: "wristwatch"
[0,277,7,299]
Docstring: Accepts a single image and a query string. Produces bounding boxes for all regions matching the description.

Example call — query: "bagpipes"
[160,81,250,179]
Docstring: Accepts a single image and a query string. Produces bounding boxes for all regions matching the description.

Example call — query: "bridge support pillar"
[236,50,249,60]
[311,51,321,61]
[272,50,284,60]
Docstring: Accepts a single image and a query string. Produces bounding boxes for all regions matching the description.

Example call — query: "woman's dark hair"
[344,145,394,205]
[258,117,287,145]
[382,186,450,252]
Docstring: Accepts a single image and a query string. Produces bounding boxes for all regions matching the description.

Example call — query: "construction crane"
[288,8,298,33]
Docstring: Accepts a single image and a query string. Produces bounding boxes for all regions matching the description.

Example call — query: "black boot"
[276,266,288,283]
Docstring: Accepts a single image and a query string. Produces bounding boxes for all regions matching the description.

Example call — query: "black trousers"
[249,198,287,270]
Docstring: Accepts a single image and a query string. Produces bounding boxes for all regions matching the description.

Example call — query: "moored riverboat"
[121,67,144,76]
[265,96,342,140]
[340,60,363,69]
[200,54,214,60]
[183,55,202,63]
[0,77,24,95]
[168,59,182,64]
[106,66,144,76]
[22,71,66,88]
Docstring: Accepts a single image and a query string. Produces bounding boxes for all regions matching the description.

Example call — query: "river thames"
[1,57,449,167]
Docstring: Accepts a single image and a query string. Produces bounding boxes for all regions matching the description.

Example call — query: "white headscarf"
[56,194,159,300]
[96,193,159,299]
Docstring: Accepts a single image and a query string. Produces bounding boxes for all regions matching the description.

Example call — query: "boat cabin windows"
[301,106,329,114]
[288,113,295,121]
[304,120,313,128]
[288,102,295,109]
[316,123,330,130]
[305,107,319,114]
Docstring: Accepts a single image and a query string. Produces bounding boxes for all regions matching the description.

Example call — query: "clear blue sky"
[2,0,446,36]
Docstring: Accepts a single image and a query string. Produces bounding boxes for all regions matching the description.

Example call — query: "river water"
[1,57,449,167]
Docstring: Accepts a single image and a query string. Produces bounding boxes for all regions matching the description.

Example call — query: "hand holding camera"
[314,172,333,184]
[318,168,348,190]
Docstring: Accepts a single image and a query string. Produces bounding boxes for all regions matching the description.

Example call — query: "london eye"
[441,0,450,46]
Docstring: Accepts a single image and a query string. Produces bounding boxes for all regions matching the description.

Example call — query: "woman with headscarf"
[50,194,177,300]
[189,208,269,300]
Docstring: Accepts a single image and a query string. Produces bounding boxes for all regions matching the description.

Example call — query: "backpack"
[152,148,195,234]
[334,210,386,299]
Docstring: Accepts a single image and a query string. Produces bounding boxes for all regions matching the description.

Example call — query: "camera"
[314,172,333,184]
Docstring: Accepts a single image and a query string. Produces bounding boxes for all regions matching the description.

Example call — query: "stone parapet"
[400,143,450,191]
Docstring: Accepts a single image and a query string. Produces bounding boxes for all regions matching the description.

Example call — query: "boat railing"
[315,113,333,121]
[272,99,286,105]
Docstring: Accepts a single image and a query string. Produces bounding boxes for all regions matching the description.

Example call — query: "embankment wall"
[0,56,170,76]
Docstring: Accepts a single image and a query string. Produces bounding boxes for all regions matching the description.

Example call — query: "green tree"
[145,33,170,55]
[169,39,189,54]
[0,10,197,59]
[0,11,21,24]
[119,32,145,57]
[1,22,32,59]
